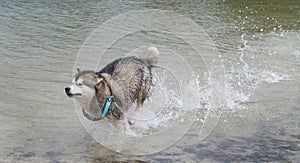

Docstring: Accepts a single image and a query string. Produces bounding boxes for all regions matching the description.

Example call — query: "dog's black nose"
[65,87,71,93]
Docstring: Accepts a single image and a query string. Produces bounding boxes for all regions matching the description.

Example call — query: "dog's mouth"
[66,93,82,97]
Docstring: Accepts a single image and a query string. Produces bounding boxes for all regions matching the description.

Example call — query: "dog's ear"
[73,68,81,77]
[93,75,103,85]
[100,73,112,81]
[76,68,81,74]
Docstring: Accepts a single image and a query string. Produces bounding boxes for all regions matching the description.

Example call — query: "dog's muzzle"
[64,87,82,97]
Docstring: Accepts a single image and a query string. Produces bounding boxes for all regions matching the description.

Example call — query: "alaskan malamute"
[65,47,159,125]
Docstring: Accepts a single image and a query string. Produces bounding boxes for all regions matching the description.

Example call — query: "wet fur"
[65,47,159,125]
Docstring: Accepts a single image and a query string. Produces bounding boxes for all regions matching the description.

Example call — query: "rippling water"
[1,0,299,162]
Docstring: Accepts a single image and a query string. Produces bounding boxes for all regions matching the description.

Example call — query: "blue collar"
[101,96,113,118]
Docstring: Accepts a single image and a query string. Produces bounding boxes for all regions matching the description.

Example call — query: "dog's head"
[65,69,97,103]
[65,68,112,103]
[65,69,116,120]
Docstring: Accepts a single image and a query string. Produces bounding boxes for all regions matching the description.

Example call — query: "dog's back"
[99,47,159,74]
[97,47,159,111]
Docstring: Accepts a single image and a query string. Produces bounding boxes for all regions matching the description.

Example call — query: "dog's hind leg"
[136,90,146,110]
[128,91,146,125]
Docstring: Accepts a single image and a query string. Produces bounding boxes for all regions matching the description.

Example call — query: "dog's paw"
[128,118,136,125]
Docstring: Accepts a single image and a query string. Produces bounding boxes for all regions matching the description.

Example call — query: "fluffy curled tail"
[143,47,159,65]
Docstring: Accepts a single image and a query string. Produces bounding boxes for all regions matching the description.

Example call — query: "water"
[1,0,299,162]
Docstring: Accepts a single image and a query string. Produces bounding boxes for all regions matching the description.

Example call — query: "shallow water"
[1,0,299,162]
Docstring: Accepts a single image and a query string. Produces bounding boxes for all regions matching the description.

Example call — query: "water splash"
[123,78,198,137]
[224,32,294,111]
[225,67,291,110]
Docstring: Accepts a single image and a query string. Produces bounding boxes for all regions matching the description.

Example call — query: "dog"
[65,47,159,125]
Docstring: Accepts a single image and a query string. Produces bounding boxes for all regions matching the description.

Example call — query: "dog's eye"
[78,83,83,86]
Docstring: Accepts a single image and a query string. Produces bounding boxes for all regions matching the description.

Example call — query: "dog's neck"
[75,93,102,119]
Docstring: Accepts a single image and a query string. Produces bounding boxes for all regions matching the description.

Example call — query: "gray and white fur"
[65,47,159,125]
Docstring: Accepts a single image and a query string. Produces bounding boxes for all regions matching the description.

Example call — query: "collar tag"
[101,96,113,118]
